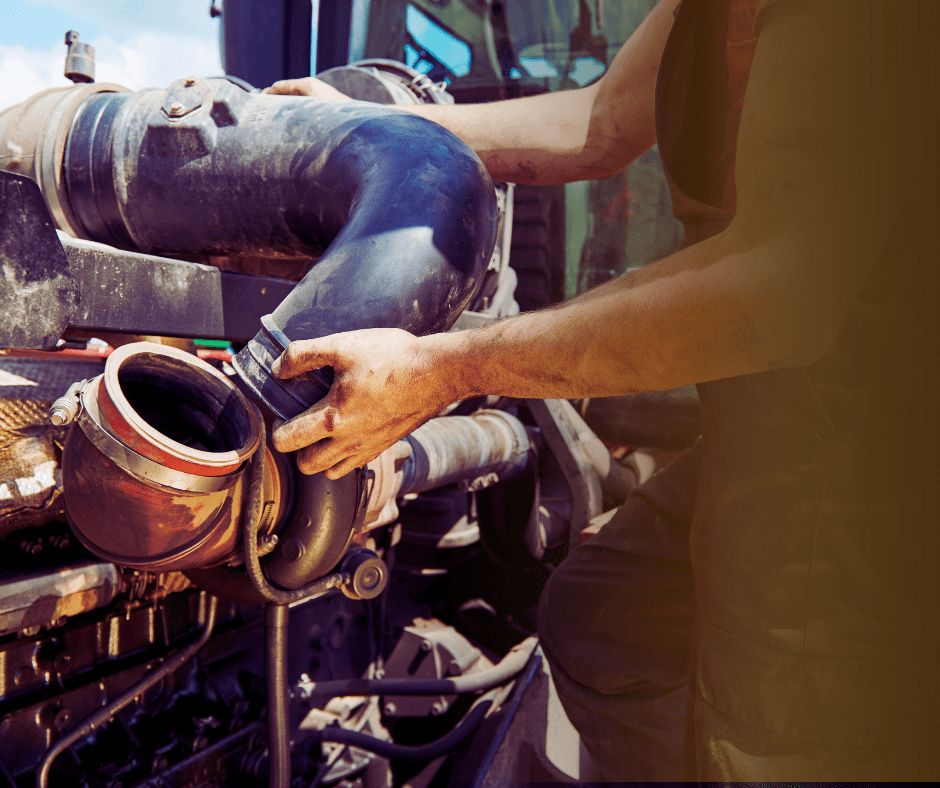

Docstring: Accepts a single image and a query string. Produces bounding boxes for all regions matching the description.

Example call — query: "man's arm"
[271,0,903,479]
[266,0,679,184]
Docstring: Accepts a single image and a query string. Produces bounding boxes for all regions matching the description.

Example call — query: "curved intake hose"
[57,78,497,419]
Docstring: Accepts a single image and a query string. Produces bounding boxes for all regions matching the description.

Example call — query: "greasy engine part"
[60,342,265,571]
[35,595,219,788]
[56,342,367,598]
[317,59,455,106]
[360,409,532,533]
[0,82,128,238]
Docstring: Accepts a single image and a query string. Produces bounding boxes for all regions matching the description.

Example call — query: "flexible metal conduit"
[36,595,218,788]
[241,412,349,605]
[56,78,496,420]
[300,637,537,698]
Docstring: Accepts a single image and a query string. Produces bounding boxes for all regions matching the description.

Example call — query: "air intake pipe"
[67,77,496,417]
[1,76,497,417]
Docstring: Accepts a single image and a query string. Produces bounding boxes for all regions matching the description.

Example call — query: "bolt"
[359,566,381,590]
[50,408,69,425]
[280,538,304,562]
[52,708,70,731]
[151,755,169,773]
[257,533,279,557]
[419,639,433,652]
[184,75,196,86]
[13,666,33,686]
[430,701,446,716]
[383,702,396,716]
[169,101,184,115]
[55,651,72,673]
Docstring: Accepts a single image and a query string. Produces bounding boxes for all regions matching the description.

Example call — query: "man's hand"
[270,329,461,478]
[263,77,348,99]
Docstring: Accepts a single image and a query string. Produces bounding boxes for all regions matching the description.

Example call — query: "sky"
[0,0,222,111]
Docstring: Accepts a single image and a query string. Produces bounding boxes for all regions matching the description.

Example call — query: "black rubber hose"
[320,691,497,762]
[265,603,291,788]
[61,80,497,421]
[36,595,218,788]
[300,637,537,698]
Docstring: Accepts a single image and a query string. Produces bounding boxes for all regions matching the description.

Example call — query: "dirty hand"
[263,77,348,99]
[270,329,460,478]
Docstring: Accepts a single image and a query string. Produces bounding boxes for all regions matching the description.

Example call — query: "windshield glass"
[387,0,653,91]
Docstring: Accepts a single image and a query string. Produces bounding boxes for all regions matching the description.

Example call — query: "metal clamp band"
[76,393,243,493]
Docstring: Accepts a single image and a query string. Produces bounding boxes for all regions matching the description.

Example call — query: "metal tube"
[0,561,124,637]
[399,410,531,495]
[36,594,218,788]
[265,603,291,788]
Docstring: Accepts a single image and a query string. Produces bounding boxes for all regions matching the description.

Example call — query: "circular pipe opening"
[118,355,252,453]
[97,343,260,475]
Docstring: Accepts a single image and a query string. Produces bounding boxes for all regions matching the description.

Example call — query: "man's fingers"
[272,338,338,379]
[325,455,365,480]
[272,403,336,454]
[294,439,357,476]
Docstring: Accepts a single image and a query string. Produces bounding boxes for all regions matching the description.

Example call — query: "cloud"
[0,29,221,111]
[0,40,68,108]
[19,0,218,40]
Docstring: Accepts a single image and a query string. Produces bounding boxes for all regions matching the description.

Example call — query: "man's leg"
[538,442,701,781]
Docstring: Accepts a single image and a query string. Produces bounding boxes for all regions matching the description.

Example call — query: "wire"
[319,690,498,763]
[299,637,537,699]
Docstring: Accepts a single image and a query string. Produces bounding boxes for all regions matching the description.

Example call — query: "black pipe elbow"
[60,78,498,419]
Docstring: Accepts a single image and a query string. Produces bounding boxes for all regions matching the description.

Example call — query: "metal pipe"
[265,603,291,788]
[40,78,495,421]
[400,410,531,495]
[36,594,218,788]
[299,637,537,698]
[0,561,124,637]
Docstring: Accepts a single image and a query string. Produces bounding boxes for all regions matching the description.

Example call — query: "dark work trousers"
[538,441,701,782]
[538,432,909,782]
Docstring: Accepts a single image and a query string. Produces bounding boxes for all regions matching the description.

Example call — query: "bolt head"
[53,708,71,731]
[383,702,396,716]
[184,75,196,86]
[280,538,305,562]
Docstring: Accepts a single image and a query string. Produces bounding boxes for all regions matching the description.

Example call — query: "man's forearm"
[404,89,605,184]
[267,0,676,185]
[426,228,832,403]
[402,0,676,184]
